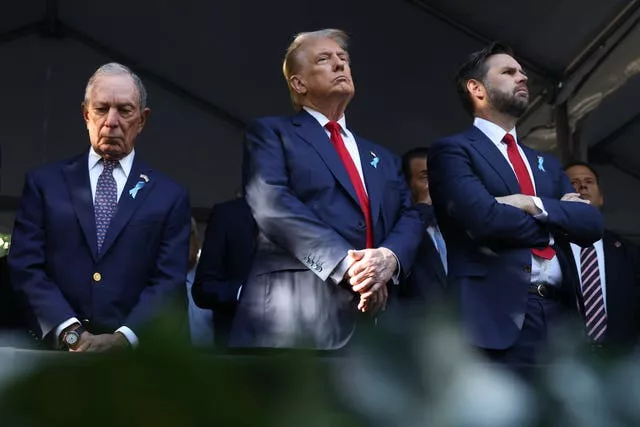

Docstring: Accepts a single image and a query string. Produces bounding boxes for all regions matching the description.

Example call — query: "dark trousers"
[481,294,564,376]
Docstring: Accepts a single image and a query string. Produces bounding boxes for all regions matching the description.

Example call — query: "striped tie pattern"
[95,160,118,253]
[580,245,607,341]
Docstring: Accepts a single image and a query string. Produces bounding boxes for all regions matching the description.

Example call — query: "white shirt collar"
[473,117,518,148]
[303,106,348,134]
[88,147,135,178]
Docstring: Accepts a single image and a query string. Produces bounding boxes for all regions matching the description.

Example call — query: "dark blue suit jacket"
[428,126,604,350]
[8,152,191,340]
[561,230,640,350]
[231,110,422,348]
[398,204,447,306]
[192,197,257,347]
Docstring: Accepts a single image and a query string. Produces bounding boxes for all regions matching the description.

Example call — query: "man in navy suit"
[192,196,257,347]
[428,42,604,368]
[397,147,447,314]
[8,63,190,351]
[564,162,640,352]
[231,29,422,349]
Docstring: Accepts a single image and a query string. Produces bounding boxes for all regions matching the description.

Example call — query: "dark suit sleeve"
[8,172,77,337]
[192,205,242,311]
[244,119,353,281]
[538,157,604,246]
[124,189,191,330]
[378,154,423,275]
[428,138,549,248]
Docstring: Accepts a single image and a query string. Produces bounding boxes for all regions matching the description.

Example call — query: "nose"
[517,71,528,84]
[104,107,119,128]
[333,55,346,70]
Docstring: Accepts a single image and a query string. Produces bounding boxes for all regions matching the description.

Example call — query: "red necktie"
[325,121,373,248]
[503,134,555,260]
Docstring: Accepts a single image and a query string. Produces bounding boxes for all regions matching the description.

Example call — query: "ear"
[466,78,486,103]
[137,108,151,133]
[289,75,307,96]
[81,103,90,126]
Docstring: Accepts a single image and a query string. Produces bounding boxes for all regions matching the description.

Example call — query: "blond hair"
[282,29,349,111]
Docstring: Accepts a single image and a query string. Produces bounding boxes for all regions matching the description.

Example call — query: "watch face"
[65,332,79,346]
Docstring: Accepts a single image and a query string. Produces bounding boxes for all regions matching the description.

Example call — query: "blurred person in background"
[192,195,257,348]
[563,162,640,352]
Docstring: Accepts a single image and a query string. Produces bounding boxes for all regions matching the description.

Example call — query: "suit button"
[357,220,365,229]
[523,265,531,273]
[93,272,102,282]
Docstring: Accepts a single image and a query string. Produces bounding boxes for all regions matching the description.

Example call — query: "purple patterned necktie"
[95,159,118,253]
[580,245,607,342]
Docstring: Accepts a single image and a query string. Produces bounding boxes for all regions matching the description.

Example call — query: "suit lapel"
[467,127,520,194]
[522,147,552,197]
[62,154,98,262]
[291,110,359,205]
[603,231,621,313]
[357,138,382,225]
[98,158,155,258]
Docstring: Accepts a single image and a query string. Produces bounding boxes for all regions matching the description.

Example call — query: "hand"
[495,194,539,215]
[347,248,397,294]
[357,283,388,315]
[70,332,129,353]
[561,192,590,204]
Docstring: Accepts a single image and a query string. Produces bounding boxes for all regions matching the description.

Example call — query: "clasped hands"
[67,330,129,353]
[344,247,397,315]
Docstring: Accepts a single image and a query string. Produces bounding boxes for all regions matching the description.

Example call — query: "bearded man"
[427,42,604,371]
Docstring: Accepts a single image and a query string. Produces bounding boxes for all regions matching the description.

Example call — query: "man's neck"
[303,98,349,122]
[475,110,517,132]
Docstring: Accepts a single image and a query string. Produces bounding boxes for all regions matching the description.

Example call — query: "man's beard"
[486,85,529,118]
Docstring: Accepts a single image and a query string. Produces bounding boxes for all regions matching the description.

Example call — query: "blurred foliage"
[0,313,362,427]
[1,305,639,426]
[0,234,9,257]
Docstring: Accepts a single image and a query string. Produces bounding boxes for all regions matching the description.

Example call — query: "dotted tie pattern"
[95,159,118,253]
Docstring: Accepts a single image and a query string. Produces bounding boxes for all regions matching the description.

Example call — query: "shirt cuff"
[380,247,401,285]
[115,326,139,348]
[531,196,548,221]
[237,285,243,301]
[330,255,351,284]
[56,317,81,342]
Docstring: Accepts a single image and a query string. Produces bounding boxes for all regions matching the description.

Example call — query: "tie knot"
[502,133,516,148]
[102,159,118,173]
[325,121,341,135]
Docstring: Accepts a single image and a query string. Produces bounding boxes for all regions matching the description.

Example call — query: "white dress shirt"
[570,240,607,312]
[302,107,399,285]
[473,117,563,286]
[55,148,139,348]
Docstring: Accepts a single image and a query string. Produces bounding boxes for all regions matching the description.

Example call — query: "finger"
[349,265,376,286]
[352,276,376,294]
[359,282,383,300]
[348,249,366,262]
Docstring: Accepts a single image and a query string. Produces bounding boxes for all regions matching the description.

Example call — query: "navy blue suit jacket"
[8,152,191,339]
[192,197,257,346]
[428,126,604,350]
[561,230,640,350]
[231,109,422,348]
[398,204,447,306]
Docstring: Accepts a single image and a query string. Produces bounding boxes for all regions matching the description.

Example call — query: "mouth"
[515,87,529,96]
[334,75,349,83]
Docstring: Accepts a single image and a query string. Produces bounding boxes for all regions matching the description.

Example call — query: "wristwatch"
[62,325,86,349]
